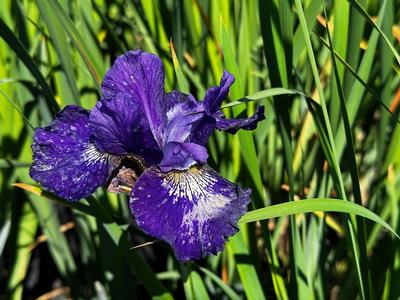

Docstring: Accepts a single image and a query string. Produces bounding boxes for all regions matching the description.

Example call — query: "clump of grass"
[0,0,399,299]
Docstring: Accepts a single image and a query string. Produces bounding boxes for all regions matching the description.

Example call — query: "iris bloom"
[30,50,264,261]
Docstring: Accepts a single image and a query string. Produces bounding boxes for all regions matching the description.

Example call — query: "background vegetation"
[0,0,400,299]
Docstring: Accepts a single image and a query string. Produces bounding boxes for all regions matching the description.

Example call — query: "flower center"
[106,155,146,194]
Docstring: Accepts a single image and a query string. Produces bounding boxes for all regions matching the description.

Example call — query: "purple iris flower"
[30,50,265,262]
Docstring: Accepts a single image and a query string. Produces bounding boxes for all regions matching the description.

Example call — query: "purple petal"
[101,50,165,146]
[163,90,194,114]
[159,142,208,172]
[163,93,203,145]
[187,114,216,146]
[164,91,216,147]
[215,106,265,134]
[30,106,112,201]
[203,71,235,114]
[130,165,251,262]
[90,93,162,165]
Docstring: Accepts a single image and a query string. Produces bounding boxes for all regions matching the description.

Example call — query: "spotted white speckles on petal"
[30,105,112,201]
[129,164,251,262]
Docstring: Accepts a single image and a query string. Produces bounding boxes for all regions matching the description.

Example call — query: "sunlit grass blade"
[323,4,371,297]
[198,266,241,300]
[0,18,59,113]
[294,0,368,298]
[170,39,189,93]
[293,1,321,65]
[334,1,387,159]
[222,87,317,108]
[317,35,399,123]
[258,0,301,297]
[343,0,367,98]
[239,198,399,239]
[0,219,10,257]
[6,201,38,300]
[293,0,344,191]
[36,0,80,104]
[189,269,210,300]
[349,0,400,66]
[228,232,266,300]
[329,0,349,132]
[45,0,103,90]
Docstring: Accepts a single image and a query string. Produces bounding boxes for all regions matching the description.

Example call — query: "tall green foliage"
[0,0,399,299]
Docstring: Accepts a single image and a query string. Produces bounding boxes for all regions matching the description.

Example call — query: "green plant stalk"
[220,13,299,299]
[258,0,301,297]
[294,0,368,298]
[46,0,103,91]
[323,4,371,298]
[6,202,38,300]
[239,198,399,240]
[0,18,59,114]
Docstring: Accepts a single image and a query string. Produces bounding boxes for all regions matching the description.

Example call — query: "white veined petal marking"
[71,143,110,184]
[161,165,233,242]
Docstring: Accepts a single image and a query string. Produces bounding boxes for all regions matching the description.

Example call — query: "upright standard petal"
[162,93,203,145]
[203,71,235,114]
[163,91,215,147]
[30,106,112,201]
[90,93,162,166]
[160,91,213,169]
[101,50,166,146]
[130,165,251,261]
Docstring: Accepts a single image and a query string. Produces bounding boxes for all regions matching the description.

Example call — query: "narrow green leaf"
[170,39,189,93]
[323,4,371,297]
[228,232,266,300]
[7,201,38,300]
[198,267,241,300]
[317,35,399,124]
[220,16,267,300]
[239,198,399,240]
[222,87,317,109]
[190,270,210,300]
[0,18,59,113]
[349,0,400,66]
[45,0,103,90]
[29,196,80,292]
[36,0,80,104]
[0,219,11,257]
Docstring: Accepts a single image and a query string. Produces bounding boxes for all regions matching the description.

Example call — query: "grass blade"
[323,4,371,297]
[0,18,59,113]
[36,0,80,104]
[44,0,103,90]
[198,266,241,300]
[14,184,172,300]
[349,0,400,66]
[239,198,399,240]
